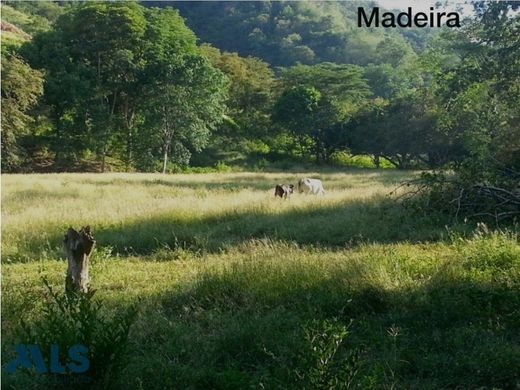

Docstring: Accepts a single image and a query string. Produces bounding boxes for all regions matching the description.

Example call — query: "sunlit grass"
[2,171,519,389]
[1,170,419,262]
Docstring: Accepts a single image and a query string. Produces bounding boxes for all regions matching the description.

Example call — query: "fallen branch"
[391,173,520,223]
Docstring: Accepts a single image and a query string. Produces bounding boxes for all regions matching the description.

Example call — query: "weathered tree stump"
[63,226,95,293]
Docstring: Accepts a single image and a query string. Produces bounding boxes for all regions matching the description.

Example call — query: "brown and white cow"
[274,184,294,199]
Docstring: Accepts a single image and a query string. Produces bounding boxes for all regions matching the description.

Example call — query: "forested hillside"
[165,1,433,66]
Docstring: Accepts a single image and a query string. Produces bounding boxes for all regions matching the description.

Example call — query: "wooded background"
[2,2,519,207]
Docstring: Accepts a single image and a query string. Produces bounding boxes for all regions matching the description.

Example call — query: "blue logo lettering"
[67,344,90,373]
[4,344,89,374]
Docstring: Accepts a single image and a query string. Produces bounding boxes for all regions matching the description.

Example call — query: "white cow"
[297,178,325,195]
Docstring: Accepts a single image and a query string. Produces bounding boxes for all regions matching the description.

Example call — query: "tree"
[280,63,371,105]
[363,63,421,100]
[430,1,520,180]
[63,2,148,171]
[272,86,321,158]
[349,90,464,169]
[139,45,228,172]
[274,63,370,163]
[168,1,427,67]
[348,98,388,168]
[21,3,211,172]
[373,36,416,67]
[1,53,43,171]
[22,27,92,163]
[199,44,275,159]
[401,2,520,220]
[22,2,149,169]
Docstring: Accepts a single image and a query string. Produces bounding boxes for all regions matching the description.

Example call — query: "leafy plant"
[294,319,360,389]
[18,278,138,389]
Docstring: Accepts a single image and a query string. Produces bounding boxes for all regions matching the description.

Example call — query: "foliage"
[272,85,321,149]
[168,1,429,66]
[18,3,227,172]
[198,44,276,157]
[274,63,371,163]
[400,1,520,219]
[1,52,44,171]
[139,38,228,172]
[1,2,64,36]
[363,62,421,100]
[401,169,520,223]
[349,91,464,169]
[295,319,360,389]
[16,279,138,389]
[20,2,149,166]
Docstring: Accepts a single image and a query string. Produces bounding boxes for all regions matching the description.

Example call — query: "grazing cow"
[275,184,294,199]
[297,178,325,195]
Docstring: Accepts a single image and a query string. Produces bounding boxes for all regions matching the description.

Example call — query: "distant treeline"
[1,1,518,183]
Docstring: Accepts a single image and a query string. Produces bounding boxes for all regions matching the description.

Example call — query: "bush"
[293,319,360,389]
[17,279,138,389]
[401,167,520,224]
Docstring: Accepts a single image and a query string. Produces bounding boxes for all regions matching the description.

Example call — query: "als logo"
[4,344,89,374]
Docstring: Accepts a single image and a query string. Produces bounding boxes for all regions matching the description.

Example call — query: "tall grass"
[2,171,519,389]
[2,170,445,262]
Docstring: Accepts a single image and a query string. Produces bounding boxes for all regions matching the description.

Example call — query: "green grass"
[2,171,519,389]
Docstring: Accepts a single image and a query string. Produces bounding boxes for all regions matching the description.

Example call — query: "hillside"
[2,1,434,65]
[1,20,31,47]
[160,1,435,66]
[1,2,65,49]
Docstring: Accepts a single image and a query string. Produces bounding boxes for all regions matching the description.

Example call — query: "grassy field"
[2,171,519,389]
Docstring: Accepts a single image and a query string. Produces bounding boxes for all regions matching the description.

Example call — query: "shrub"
[17,279,138,389]
[400,168,520,224]
[293,319,360,389]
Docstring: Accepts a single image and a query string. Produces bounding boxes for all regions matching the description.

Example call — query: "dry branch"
[392,174,520,223]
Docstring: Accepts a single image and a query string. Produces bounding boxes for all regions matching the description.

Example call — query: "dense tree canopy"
[1,53,44,171]
[274,63,370,162]
[167,1,431,66]
[199,44,275,160]
[12,2,226,171]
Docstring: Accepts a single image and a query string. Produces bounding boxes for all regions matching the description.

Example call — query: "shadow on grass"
[119,251,520,389]
[5,195,468,263]
[3,234,518,389]
[97,197,460,255]
[76,169,417,191]
[80,177,275,191]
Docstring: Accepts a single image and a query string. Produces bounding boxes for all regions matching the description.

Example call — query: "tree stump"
[63,226,95,293]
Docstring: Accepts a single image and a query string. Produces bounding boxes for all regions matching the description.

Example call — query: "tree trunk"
[381,154,400,168]
[373,154,380,168]
[53,107,64,162]
[162,105,172,174]
[63,226,95,293]
[125,101,135,170]
[162,147,169,174]
[101,93,118,173]
[126,129,133,171]
[101,152,107,173]
[313,137,321,164]
[296,135,307,157]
